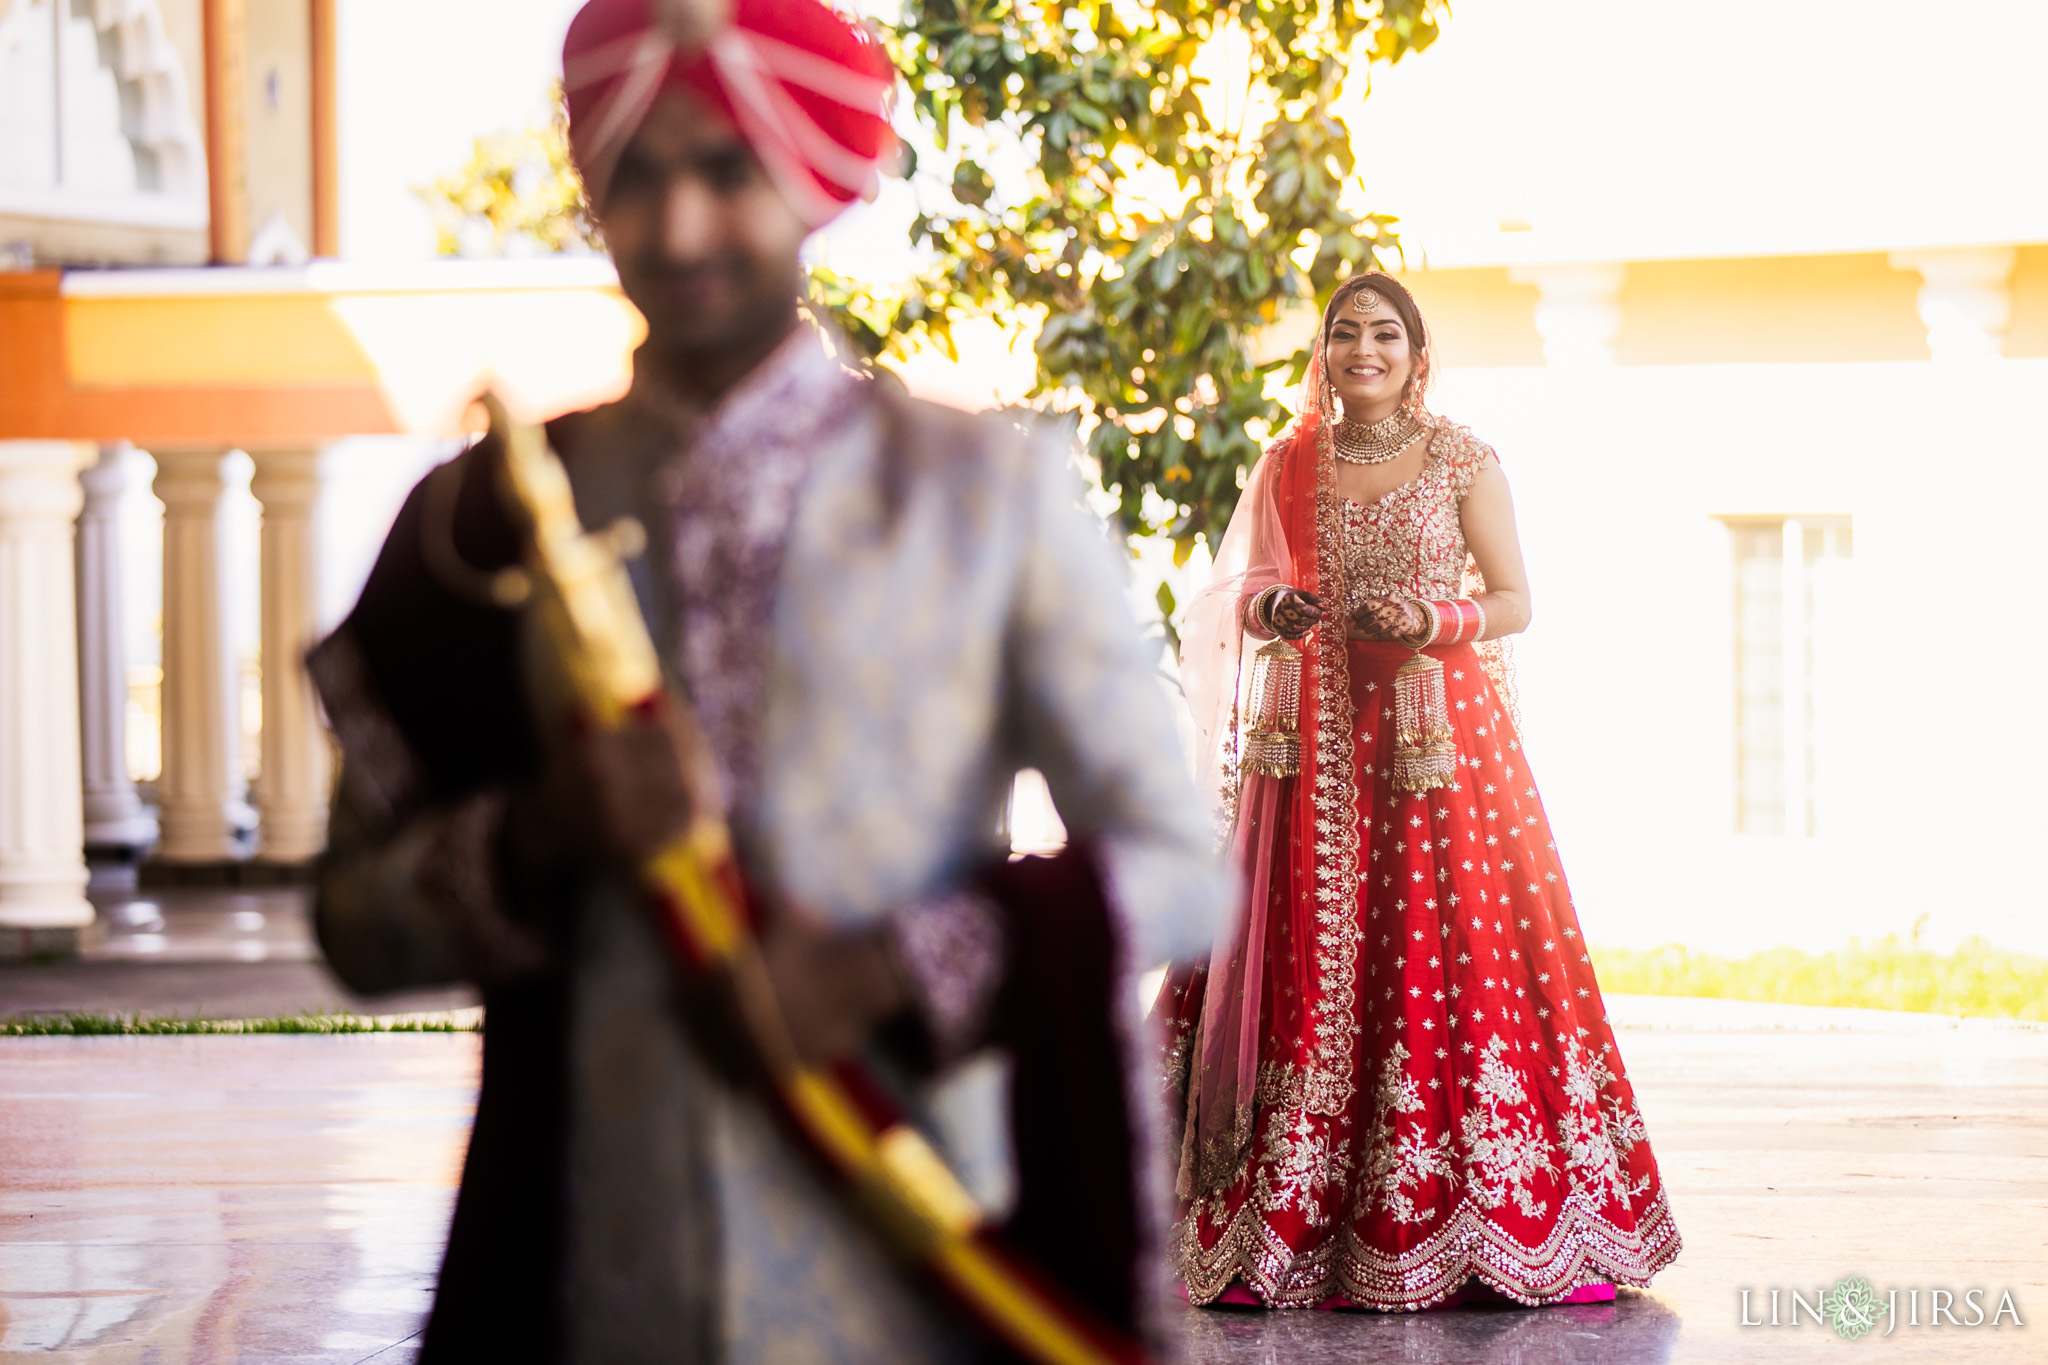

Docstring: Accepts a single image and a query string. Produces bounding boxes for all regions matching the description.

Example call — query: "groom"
[306,0,1225,1360]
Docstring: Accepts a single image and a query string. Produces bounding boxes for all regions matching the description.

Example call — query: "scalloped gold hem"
[1177,1187,1682,1313]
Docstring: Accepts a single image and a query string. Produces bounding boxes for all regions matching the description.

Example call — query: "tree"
[885,0,1449,551]
[415,89,599,258]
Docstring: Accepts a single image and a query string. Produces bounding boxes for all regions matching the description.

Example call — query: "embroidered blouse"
[1338,420,1497,614]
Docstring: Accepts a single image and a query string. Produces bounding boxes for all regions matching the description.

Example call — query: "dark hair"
[1321,271,1433,405]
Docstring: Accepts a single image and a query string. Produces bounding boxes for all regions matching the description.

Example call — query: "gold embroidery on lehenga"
[1256,1109,1355,1224]
[1362,1042,1456,1226]
[1458,1035,1555,1220]
[1254,1058,1354,1115]
[1162,1019,1194,1098]
[1553,1035,1652,1205]
[1307,429,1364,1114]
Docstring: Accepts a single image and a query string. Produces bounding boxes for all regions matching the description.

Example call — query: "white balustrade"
[0,441,93,945]
[76,443,158,851]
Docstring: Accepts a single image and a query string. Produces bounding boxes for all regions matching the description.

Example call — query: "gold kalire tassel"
[1390,650,1458,792]
[1240,638,1302,778]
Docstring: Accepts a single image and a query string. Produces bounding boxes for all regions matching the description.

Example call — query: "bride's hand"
[1353,596,1425,642]
[1269,589,1323,640]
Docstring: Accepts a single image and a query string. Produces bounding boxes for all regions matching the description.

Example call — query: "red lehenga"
[1162,358,1681,1311]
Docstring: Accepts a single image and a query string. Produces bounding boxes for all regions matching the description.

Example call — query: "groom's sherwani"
[310,326,1226,1364]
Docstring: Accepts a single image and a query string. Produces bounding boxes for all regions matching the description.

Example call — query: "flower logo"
[1827,1275,1886,1340]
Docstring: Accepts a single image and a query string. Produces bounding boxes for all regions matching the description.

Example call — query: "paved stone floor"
[2,886,2044,1362]
[0,882,474,1022]
[1,1036,467,1363]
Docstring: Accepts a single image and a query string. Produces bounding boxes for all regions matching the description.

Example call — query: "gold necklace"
[1331,410,1423,464]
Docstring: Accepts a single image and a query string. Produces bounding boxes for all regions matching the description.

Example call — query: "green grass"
[1591,936,2048,1022]
[1,1010,480,1036]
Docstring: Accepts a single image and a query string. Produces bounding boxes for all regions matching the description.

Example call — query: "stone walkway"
[0,882,474,1022]
[2,1035,468,1363]
[3,887,2044,1362]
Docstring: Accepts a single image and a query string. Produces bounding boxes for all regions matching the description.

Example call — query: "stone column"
[1890,247,2016,361]
[0,441,94,949]
[153,448,243,862]
[1509,263,1627,367]
[249,448,330,862]
[76,444,159,851]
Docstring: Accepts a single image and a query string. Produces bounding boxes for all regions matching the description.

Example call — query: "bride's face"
[1325,303,1414,418]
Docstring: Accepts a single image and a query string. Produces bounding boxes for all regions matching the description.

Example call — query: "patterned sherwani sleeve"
[317,775,552,994]
[1005,428,1230,970]
[308,627,557,995]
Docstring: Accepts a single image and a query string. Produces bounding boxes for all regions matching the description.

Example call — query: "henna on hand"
[1353,595,1425,642]
[1269,589,1323,640]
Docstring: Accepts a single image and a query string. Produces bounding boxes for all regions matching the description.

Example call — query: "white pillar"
[1509,263,1627,367]
[76,443,158,850]
[1890,247,2016,362]
[153,448,243,862]
[249,448,330,862]
[0,441,94,941]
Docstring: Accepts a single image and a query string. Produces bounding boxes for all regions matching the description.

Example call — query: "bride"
[1161,271,1682,1309]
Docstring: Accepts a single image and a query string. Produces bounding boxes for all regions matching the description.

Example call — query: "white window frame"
[1722,514,1853,838]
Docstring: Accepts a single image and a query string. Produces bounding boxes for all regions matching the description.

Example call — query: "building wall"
[1405,255,1946,368]
[1613,255,1929,366]
[0,0,315,265]
[0,213,205,265]
[2006,245,2048,357]
[243,0,312,255]
[0,0,210,263]
[1421,352,2047,958]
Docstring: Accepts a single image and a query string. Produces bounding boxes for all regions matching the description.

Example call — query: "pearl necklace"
[1331,410,1425,464]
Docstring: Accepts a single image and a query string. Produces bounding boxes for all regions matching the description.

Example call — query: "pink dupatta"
[1174,343,1350,1193]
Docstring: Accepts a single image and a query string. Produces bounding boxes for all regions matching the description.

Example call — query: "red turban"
[562,0,896,227]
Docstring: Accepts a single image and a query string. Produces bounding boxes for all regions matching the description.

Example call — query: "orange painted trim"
[202,0,248,263]
[310,0,339,258]
[48,387,402,446]
[0,272,400,444]
[0,271,62,301]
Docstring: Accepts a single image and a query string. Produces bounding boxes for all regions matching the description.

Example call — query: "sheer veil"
[1173,334,1352,1194]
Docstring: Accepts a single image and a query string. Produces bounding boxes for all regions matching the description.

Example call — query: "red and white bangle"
[1439,598,1486,645]
[1411,598,1487,647]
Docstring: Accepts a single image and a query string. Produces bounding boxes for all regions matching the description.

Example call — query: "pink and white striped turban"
[562,0,897,228]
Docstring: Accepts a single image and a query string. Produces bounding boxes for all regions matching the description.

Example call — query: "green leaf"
[952,159,996,207]
[1150,247,1181,293]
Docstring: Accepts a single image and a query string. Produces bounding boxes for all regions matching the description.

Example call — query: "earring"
[1399,356,1427,416]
